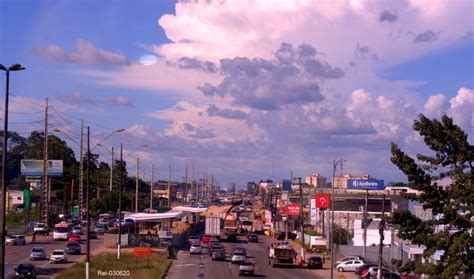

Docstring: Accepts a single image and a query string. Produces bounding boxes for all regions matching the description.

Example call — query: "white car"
[50,250,68,263]
[30,247,47,260]
[190,242,202,254]
[336,260,365,272]
[5,235,26,246]
[239,260,256,276]
[231,251,246,264]
[334,255,365,266]
[72,225,82,235]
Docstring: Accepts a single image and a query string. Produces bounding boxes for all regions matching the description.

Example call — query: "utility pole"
[41,98,49,224]
[363,189,369,258]
[150,164,154,210]
[117,143,123,259]
[85,127,91,279]
[185,163,188,204]
[167,165,171,207]
[79,120,84,216]
[377,195,386,279]
[109,147,114,191]
[297,177,305,261]
[135,157,139,213]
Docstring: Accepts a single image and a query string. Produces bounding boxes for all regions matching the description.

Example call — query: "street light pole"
[117,143,123,259]
[110,147,114,191]
[296,177,305,261]
[135,157,139,213]
[0,63,25,278]
[330,159,345,279]
[86,127,91,279]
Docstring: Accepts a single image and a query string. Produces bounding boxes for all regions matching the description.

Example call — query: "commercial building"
[333,174,372,189]
[305,173,327,188]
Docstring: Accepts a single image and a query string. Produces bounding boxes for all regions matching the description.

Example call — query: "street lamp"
[96,143,115,191]
[0,63,25,278]
[330,158,345,279]
[293,177,305,262]
[92,128,125,151]
[125,144,148,213]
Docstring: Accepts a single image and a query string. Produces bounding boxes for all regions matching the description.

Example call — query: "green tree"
[390,114,473,278]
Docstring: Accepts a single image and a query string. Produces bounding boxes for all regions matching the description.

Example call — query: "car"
[72,226,82,235]
[361,266,395,278]
[211,250,226,261]
[201,235,211,246]
[94,224,107,235]
[190,241,202,254]
[208,239,220,249]
[231,251,246,264]
[14,263,37,279]
[247,233,258,243]
[65,242,81,255]
[355,263,379,275]
[33,223,49,236]
[239,260,256,276]
[335,255,366,267]
[336,260,365,272]
[89,231,98,239]
[50,250,68,263]
[233,247,247,255]
[68,234,81,243]
[307,255,323,269]
[209,243,223,254]
[29,247,47,261]
[188,235,200,244]
[6,235,26,246]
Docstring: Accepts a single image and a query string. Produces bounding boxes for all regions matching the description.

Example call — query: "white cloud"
[108,96,134,107]
[424,93,447,117]
[448,87,474,131]
[36,39,130,65]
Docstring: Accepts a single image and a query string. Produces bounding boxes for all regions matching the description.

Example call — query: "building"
[353,219,393,246]
[7,190,24,210]
[305,173,327,188]
[333,174,371,189]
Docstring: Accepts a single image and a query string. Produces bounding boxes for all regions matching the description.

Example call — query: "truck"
[205,216,221,237]
[241,220,253,233]
[221,212,238,241]
[268,241,297,267]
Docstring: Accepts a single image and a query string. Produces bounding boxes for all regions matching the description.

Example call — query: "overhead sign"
[287,204,300,216]
[347,179,384,191]
[21,160,63,177]
[316,194,330,208]
[276,199,287,208]
[310,199,317,225]
[134,247,152,257]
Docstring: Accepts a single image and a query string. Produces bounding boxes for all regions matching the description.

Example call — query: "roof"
[128,211,182,221]
[172,206,208,213]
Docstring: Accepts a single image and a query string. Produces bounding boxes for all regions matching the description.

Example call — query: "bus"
[53,222,73,240]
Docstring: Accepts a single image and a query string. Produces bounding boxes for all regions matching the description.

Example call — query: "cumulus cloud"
[167,57,218,73]
[107,96,134,107]
[58,91,95,105]
[414,31,439,43]
[198,42,344,110]
[448,87,474,129]
[35,39,130,65]
[424,94,447,117]
[379,10,398,23]
[207,104,247,119]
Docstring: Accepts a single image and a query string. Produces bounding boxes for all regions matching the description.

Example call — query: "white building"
[305,173,327,188]
[352,219,392,247]
[334,174,371,189]
[7,190,24,210]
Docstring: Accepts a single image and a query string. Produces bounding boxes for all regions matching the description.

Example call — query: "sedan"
[65,242,81,255]
[72,226,82,235]
[68,234,81,243]
[335,255,365,267]
[94,225,107,235]
[336,260,365,272]
[211,250,226,261]
[29,247,47,261]
[190,242,202,254]
[50,250,68,264]
[231,251,246,264]
[247,233,258,243]
[14,263,37,279]
[6,235,26,246]
[307,256,323,269]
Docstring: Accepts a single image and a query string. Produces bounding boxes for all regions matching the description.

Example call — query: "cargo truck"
[205,217,221,237]
[268,241,297,267]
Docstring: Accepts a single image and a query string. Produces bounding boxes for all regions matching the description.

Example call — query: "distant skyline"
[1,0,473,187]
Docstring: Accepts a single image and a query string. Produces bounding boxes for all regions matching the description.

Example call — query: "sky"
[0,0,473,188]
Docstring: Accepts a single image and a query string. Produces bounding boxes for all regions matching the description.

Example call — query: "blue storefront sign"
[347,179,384,190]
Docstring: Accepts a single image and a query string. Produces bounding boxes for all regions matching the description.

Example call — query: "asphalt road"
[167,234,357,279]
[5,233,104,278]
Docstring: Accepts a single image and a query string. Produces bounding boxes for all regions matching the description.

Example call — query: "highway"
[5,233,104,278]
[167,234,357,279]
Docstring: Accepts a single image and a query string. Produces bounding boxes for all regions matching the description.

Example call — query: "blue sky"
[1,0,473,187]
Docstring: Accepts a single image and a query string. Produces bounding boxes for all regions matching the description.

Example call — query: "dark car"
[307,256,323,269]
[247,233,258,243]
[15,263,37,279]
[355,263,378,275]
[209,244,223,255]
[89,231,98,239]
[65,242,81,254]
[211,250,226,261]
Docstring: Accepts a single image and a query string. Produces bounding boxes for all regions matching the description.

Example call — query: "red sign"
[278,208,287,216]
[316,194,330,208]
[287,204,300,216]
[134,247,152,257]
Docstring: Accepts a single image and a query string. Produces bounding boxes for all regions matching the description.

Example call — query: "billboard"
[316,194,330,208]
[264,210,272,225]
[23,189,31,210]
[282,179,292,191]
[287,204,300,216]
[21,160,63,177]
[347,179,384,191]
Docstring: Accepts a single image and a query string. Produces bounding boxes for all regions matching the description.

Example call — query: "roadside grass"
[55,252,172,279]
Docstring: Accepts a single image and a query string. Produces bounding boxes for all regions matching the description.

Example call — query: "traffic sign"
[276,199,286,208]
[316,194,330,208]
[134,247,152,257]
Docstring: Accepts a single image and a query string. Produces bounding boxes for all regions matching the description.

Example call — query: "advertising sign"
[347,179,384,191]
[310,199,317,225]
[158,231,173,239]
[316,194,331,208]
[287,204,300,216]
[276,199,287,208]
[134,247,151,257]
[23,189,31,210]
[264,210,272,225]
[278,207,287,216]
[21,160,63,177]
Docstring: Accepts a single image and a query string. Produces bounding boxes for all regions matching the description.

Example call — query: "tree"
[390,114,473,278]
